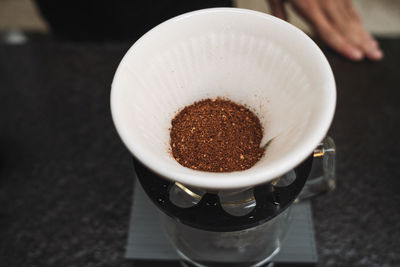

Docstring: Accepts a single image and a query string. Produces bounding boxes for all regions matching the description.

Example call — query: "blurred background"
[0,0,399,43]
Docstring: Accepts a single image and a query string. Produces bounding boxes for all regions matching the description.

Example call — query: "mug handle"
[297,136,336,200]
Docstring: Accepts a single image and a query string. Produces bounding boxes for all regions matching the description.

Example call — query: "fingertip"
[366,48,384,61]
[348,48,363,61]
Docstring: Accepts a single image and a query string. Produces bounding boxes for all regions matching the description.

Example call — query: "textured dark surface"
[312,40,400,267]
[0,38,399,267]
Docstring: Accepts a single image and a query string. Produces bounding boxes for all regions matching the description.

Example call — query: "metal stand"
[125,177,318,266]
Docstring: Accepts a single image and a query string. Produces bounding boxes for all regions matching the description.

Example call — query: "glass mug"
[162,136,336,267]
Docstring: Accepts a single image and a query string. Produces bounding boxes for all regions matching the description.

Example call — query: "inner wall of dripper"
[118,31,319,172]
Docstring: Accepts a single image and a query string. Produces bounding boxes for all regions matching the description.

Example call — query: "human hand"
[268,0,383,61]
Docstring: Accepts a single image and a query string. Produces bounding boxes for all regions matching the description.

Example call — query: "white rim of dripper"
[111,8,336,190]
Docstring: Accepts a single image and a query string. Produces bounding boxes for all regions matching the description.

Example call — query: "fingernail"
[351,49,363,60]
[369,39,378,48]
[369,48,383,60]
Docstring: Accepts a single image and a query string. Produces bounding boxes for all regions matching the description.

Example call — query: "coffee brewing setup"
[111,8,336,266]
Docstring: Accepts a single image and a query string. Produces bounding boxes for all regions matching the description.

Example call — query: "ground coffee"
[170,98,265,172]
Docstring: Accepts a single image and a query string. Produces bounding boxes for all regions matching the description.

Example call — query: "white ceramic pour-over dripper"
[111,8,336,190]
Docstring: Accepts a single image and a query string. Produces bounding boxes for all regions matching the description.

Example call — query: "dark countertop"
[0,38,399,267]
